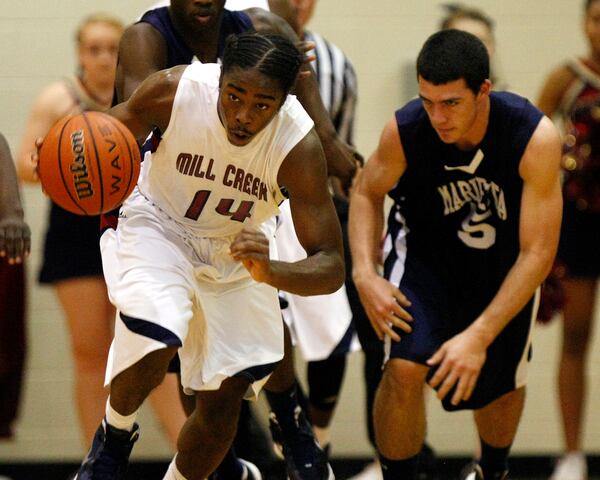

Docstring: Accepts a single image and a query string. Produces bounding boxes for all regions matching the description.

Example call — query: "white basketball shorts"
[100,189,284,399]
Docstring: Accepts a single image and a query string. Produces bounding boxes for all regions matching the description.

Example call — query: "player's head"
[417,30,491,145]
[169,0,226,34]
[584,0,600,55]
[218,32,303,146]
[417,29,489,95]
[75,13,124,84]
[440,3,496,58]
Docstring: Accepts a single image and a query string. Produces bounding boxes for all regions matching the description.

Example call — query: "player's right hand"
[354,272,412,341]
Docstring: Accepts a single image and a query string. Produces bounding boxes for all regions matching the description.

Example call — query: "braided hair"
[222,31,303,95]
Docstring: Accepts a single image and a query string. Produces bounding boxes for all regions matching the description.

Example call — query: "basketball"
[38,111,141,215]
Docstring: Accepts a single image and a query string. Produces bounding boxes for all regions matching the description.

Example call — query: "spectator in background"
[16,13,185,448]
[440,3,508,90]
[537,1,600,479]
[0,131,30,441]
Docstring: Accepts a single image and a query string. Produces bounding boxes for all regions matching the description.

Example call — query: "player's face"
[78,22,122,85]
[418,76,491,147]
[585,0,600,55]
[218,67,286,147]
[170,0,226,32]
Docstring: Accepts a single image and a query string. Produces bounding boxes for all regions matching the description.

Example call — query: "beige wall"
[1,0,599,462]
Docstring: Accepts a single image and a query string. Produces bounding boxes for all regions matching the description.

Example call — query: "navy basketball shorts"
[386,281,537,411]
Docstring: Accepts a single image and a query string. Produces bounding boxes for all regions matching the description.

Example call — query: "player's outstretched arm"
[231,128,344,296]
[428,116,563,406]
[348,117,412,341]
[0,133,31,264]
[109,66,183,143]
[246,8,361,189]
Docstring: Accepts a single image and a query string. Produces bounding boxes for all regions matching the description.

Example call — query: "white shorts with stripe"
[275,200,355,361]
[101,189,283,399]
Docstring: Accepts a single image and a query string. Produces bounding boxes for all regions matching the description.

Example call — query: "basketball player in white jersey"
[72,32,343,480]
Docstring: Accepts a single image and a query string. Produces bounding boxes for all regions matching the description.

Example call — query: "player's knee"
[114,347,178,392]
[382,360,427,399]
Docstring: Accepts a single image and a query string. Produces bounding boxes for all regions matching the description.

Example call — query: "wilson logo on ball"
[69,129,94,200]
[39,111,141,216]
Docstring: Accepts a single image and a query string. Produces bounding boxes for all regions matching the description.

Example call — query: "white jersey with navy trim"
[136,62,313,238]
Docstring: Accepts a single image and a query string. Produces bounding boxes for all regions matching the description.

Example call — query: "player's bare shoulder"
[520,116,562,180]
[124,65,186,132]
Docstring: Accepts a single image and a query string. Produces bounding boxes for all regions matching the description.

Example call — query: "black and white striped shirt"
[304,30,358,145]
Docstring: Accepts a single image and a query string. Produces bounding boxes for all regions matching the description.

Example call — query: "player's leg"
[264,323,333,480]
[75,345,179,480]
[470,387,525,480]
[148,372,188,449]
[55,276,113,444]
[306,353,346,451]
[375,359,429,479]
[76,197,194,479]
[305,321,354,454]
[165,377,251,480]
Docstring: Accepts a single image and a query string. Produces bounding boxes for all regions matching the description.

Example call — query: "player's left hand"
[0,217,31,265]
[230,227,271,283]
[426,329,487,406]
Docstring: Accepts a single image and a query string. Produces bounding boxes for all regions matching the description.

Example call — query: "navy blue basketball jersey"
[138,7,254,67]
[385,92,543,322]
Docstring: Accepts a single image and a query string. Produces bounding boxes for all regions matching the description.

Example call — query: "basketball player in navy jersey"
[70,32,343,480]
[349,30,562,480]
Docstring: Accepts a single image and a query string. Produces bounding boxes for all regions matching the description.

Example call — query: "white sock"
[163,456,188,480]
[313,425,331,449]
[105,396,139,432]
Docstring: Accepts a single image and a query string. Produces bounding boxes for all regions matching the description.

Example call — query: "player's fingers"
[462,374,478,401]
[436,370,459,401]
[387,311,412,333]
[428,356,450,388]
[426,345,446,367]
[368,318,384,341]
[451,374,472,406]
[381,321,401,342]
[392,289,412,307]
[4,225,17,262]
[390,302,413,322]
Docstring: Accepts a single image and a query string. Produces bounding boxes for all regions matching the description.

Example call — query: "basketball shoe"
[75,417,139,479]
[269,407,334,480]
[459,462,508,480]
[212,458,262,480]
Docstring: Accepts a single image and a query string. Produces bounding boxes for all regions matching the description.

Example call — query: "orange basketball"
[38,111,141,215]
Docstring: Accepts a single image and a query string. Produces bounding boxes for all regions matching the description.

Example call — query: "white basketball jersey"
[136,62,313,237]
